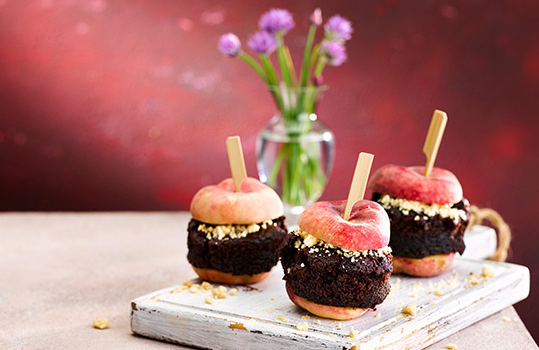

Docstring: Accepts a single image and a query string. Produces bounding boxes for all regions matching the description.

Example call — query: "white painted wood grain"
[131,258,529,350]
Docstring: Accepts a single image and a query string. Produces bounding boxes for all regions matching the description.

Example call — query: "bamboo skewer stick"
[226,136,248,192]
[423,110,448,177]
[343,152,374,221]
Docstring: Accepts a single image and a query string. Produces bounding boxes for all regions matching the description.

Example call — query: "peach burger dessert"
[368,165,470,277]
[188,177,288,284]
[280,199,392,320]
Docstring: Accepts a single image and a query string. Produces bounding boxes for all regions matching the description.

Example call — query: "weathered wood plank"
[131,258,529,350]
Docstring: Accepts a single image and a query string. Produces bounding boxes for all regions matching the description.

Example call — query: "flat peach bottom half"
[392,253,455,277]
[192,266,272,285]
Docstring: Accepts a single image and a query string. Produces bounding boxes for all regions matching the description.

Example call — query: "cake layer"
[187,216,287,276]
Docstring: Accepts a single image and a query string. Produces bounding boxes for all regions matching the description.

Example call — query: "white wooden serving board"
[131,257,529,350]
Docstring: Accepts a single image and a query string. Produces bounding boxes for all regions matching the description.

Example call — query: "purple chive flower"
[248,31,277,55]
[324,15,353,42]
[310,8,322,26]
[218,33,241,57]
[259,8,295,34]
[322,41,347,66]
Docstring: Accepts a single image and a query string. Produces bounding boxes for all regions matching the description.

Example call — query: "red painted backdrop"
[1,0,538,339]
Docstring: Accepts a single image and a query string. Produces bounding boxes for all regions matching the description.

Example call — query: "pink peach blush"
[190,177,283,224]
[285,283,368,320]
[392,253,455,277]
[298,200,390,251]
[368,164,463,205]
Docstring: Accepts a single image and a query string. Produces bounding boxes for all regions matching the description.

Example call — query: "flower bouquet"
[219,8,353,214]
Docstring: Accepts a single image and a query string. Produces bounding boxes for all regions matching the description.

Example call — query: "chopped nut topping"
[296,322,309,331]
[378,194,467,220]
[292,230,391,258]
[402,304,417,316]
[198,220,274,240]
[93,318,110,330]
[229,288,238,296]
[183,280,192,287]
[190,285,200,293]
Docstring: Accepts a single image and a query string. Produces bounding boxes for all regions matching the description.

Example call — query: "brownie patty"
[187,216,287,276]
[372,193,470,259]
[280,233,392,309]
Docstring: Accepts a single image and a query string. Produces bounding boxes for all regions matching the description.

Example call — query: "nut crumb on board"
[205,296,214,304]
[229,288,238,296]
[296,322,309,331]
[402,304,417,316]
[212,286,228,299]
[482,264,495,278]
[183,280,192,287]
[374,312,381,318]
[276,316,289,322]
[434,290,443,297]
[349,329,359,338]
[445,344,458,350]
[301,315,311,319]
[316,320,322,325]
[201,281,213,290]
[93,318,110,330]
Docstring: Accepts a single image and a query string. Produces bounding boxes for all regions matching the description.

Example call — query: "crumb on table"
[445,343,458,349]
[93,318,110,330]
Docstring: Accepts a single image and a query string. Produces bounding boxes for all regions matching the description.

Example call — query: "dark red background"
[1,0,538,339]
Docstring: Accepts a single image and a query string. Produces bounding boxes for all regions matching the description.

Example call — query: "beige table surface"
[0,212,536,350]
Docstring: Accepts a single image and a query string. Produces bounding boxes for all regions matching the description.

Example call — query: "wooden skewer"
[343,152,374,221]
[423,110,448,177]
[226,136,248,192]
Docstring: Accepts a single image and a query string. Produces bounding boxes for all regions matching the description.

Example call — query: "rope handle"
[468,205,511,262]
